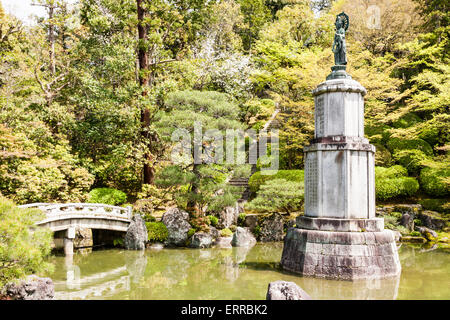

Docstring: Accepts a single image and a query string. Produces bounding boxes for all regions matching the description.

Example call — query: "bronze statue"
[326,12,351,80]
[332,12,349,66]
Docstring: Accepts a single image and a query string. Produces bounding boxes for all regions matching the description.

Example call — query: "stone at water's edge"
[124,214,148,250]
[259,213,285,242]
[215,236,233,248]
[231,227,256,247]
[416,226,438,241]
[281,227,402,280]
[266,281,312,300]
[161,207,191,246]
[190,232,213,248]
[3,276,54,300]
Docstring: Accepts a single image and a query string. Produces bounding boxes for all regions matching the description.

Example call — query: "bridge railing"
[18,203,133,223]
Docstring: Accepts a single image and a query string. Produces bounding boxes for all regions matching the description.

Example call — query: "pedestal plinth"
[280,78,401,280]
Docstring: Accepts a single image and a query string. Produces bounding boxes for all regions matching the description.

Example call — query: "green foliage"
[220,228,233,237]
[246,178,304,214]
[386,138,434,157]
[253,225,261,238]
[0,196,54,288]
[187,228,196,238]
[393,149,429,175]
[238,212,247,226]
[248,170,304,193]
[207,215,219,227]
[410,231,421,237]
[88,188,127,205]
[375,166,420,200]
[420,167,450,197]
[146,222,169,243]
[418,198,449,214]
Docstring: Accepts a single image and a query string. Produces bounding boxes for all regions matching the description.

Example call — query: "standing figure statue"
[332,12,349,66]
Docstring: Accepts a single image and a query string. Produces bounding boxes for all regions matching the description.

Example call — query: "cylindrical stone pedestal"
[281,78,401,280]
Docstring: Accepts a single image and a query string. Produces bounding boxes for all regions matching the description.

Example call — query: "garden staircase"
[228,107,281,201]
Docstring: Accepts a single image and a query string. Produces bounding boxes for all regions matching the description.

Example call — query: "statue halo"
[337,12,349,31]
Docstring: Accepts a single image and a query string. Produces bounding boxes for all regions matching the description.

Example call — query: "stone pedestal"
[281,78,401,280]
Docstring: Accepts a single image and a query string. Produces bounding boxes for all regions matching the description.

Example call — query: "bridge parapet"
[18,203,132,224]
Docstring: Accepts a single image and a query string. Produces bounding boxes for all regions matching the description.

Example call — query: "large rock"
[215,236,233,248]
[231,227,256,247]
[161,207,192,246]
[416,226,438,242]
[218,204,239,229]
[259,213,285,242]
[400,213,415,231]
[209,226,220,240]
[266,281,312,300]
[418,210,448,230]
[244,214,258,230]
[4,276,54,300]
[124,214,148,250]
[190,232,213,248]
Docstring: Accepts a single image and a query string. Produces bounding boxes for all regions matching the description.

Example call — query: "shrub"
[410,231,421,237]
[146,222,169,243]
[418,199,449,214]
[375,165,420,200]
[375,165,408,179]
[384,215,399,226]
[207,215,219,227]
[386,138,433,156]
[420,167,450,197]
[249,170,304,193]
[0,197,54,288]
[88,188,127,205]
[220,228,233,237]
[187,228,196,238]
[374,144,393,167]
[246,179,304,214]
[238,213,246,226]
[375,177,419,200]
[393,149,429,175]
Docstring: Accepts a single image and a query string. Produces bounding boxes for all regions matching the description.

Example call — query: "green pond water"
[46,243,450,300]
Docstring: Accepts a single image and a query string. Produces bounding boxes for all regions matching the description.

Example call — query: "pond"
[46,243,450,300]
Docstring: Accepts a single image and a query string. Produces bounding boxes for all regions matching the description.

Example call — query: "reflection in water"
[46,243,449,300]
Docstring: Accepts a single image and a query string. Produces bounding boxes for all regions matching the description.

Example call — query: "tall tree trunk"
[137,0,154,184]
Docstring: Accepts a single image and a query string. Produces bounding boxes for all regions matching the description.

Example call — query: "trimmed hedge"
[420,167,450,197]
[88,187,127,205]
[386,138,433,156]
[375,165,419,200]
[393,149,429,175]
[146,222,169,242]
[249,170,304,193]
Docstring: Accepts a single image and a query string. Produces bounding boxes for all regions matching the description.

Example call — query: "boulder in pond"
[215,236,233,248]
[124,214,148,250]
[161,207,191,246]
[231,227,256,247]
[190,232,213,248]
[266,281,312,300]
[3,276,54,300]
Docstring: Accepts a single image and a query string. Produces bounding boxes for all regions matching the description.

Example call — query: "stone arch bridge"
[18,203,132,255]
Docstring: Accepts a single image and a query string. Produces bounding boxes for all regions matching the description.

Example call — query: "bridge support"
[64,227,75,256]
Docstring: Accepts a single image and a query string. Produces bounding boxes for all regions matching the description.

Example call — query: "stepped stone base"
[281,227,401,280]
[296,216,384,232]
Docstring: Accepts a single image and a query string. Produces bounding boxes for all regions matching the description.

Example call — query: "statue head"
[335,12,349,31]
